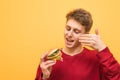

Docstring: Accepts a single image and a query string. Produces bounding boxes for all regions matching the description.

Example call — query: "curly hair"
[66,8,93,32]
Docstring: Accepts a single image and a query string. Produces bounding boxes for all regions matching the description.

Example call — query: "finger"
[79,40,96,44]
[45,62,56,68]
[81,41,96,47]
[79,34,91,37]
[44,60,56,65]
[79,34,96,40]
[81,42,91,46]
[43,60,56,69]
[79,37,96,42]
[41,52,49,62]
[95,28,99,35]
[40,60,56,69]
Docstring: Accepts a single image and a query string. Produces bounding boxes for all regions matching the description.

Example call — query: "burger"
[46,48,63,61]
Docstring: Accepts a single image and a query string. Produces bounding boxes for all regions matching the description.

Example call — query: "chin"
[66,45,73,49]
[65,44,76,49]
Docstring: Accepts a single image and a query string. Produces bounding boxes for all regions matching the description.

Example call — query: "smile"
[66,38,74,43]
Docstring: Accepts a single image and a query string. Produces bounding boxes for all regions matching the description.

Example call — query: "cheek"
[64,30,68,36]
[64,32,67,38]
[74,34,80,40]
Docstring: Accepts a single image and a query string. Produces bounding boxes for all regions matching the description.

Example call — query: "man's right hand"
[40,52,56,79]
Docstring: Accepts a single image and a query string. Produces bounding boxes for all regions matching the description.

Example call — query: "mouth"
[66,38,74,42]
[65,38,74,45]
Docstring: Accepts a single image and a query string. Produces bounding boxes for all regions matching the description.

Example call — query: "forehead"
[66,19,85,30]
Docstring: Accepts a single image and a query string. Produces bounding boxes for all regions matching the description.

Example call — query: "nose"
[67,30,73,37]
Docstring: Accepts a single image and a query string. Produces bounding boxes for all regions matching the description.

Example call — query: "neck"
[63,45,83,56]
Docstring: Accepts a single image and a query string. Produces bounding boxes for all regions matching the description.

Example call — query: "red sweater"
[35,47,120,80]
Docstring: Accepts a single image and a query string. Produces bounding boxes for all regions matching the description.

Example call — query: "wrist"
[97,44,106,52]
[41,73,50,80]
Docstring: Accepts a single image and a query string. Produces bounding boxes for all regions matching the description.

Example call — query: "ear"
[95,28,99,35]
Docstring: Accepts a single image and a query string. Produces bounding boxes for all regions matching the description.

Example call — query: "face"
[64,19,86,49]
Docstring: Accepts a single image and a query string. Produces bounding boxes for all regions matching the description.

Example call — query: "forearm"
[97,47,120,79]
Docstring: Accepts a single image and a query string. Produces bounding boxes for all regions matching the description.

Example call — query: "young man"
[35,8,120,80]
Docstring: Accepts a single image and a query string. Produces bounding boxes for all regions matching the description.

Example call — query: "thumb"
[95,28,99,35]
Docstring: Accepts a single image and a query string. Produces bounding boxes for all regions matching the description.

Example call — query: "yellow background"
[0,0,120,80]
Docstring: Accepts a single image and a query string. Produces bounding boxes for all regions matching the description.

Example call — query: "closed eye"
[66,25,71,31]
[74,29,81,34]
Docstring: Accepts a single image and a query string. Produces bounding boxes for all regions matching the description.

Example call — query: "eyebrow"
[66,24,71,27]
[66,24,81,30]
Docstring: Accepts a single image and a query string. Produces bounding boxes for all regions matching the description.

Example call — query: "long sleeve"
[35,65,43,80]
[97,47,120,80]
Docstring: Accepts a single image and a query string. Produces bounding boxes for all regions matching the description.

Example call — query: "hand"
[40,52,56,79]
[79,29,106,52]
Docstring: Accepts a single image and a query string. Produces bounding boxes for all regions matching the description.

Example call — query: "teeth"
[66,38,74,42]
